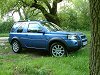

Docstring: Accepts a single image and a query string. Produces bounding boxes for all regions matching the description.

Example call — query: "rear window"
[11,23,21,32]
[11,22,26,32]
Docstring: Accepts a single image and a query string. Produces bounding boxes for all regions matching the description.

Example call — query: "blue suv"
[9,21,87,57]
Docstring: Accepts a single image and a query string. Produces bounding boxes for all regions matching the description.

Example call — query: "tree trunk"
[18,9,24,20]
[31,3,60,25]
[89,0,100,75]
[44,13,60,25]
[22,8,28,21]
[20,0,61,25]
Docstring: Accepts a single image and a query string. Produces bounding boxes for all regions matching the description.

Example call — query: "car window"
[11,23,20,32]
[27,23,42,33]
[42,22,62,32]
[17,22,26,33]
[17,25,23,33]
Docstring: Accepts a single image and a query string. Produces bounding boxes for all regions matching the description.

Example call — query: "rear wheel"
[50,42,67,57]
[12,40,22,53]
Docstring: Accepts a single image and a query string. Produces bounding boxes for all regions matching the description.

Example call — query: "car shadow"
[21,48,50,57]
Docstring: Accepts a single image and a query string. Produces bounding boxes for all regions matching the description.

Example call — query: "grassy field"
[0,31,90,75]
[0,33,9,37]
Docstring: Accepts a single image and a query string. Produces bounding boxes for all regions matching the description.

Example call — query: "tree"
[0,0,63,25]
[58,0,90,30]
[89,0,100,75]
[71,0,90,30]
[20,0,63,25]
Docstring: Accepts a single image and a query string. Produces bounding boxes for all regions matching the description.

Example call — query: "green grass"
[0,33,9,37]
[0,31,90,75]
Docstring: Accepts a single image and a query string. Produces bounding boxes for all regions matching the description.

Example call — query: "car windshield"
[42,22,63,32]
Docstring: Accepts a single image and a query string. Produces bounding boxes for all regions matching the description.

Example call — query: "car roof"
[14,20,50,26]
[17,20,49,23]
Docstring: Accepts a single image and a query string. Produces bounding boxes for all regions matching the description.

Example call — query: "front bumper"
[65,39,87,51]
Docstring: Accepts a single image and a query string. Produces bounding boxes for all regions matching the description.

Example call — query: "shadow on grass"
[20,48,50,57]
[0,42,88,58]
[0,43,50,58]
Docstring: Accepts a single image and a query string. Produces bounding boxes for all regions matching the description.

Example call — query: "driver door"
[25,23,46,49]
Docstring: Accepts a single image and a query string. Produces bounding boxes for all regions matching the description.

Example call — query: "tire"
[50,42,67,57]
[12,40,22,53]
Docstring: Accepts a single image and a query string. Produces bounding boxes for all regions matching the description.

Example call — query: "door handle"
[25,34,28,36]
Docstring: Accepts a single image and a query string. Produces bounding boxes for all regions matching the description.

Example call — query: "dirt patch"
[0,37,8,42]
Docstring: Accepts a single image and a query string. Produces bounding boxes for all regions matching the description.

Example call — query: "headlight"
[67,35,77,40]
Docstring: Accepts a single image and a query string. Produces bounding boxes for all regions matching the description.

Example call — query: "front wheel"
[12,40,22,53]
[50,42,67,57]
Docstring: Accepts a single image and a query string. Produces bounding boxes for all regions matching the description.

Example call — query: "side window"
[17,25,23,33]
[27,23,42,33]
[11,23,20,32]
[17,22,26,33]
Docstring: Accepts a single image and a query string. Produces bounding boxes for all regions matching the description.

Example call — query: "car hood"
[49,31,82,35]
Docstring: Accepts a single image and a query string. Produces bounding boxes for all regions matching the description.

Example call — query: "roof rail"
[17,20,47,22]
[18,20,27,22]
[18,20,31,22]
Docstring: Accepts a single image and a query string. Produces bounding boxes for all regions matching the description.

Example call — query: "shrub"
[0,20,14,33]
[58,9,90,31]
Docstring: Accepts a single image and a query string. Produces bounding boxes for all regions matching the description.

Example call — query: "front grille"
[82,39,87,42]
[79,34,87,46]
[80,35,86,39]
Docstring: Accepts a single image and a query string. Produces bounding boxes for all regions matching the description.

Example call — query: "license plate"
[83,41,87,45]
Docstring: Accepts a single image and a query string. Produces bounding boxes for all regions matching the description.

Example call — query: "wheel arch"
[11,37,21,45]
[48,38,67,50]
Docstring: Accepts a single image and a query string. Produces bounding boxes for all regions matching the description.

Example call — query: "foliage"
[0,0,63,25]
[0,0,17,16]
[0,0,90,31]
[59,0,90,30]
[0,20,14,33]
[59,9,78,30]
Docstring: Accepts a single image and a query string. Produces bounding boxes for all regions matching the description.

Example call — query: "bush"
[58,9,90,31]
[0,21,14,33]
[58,0,90,31]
